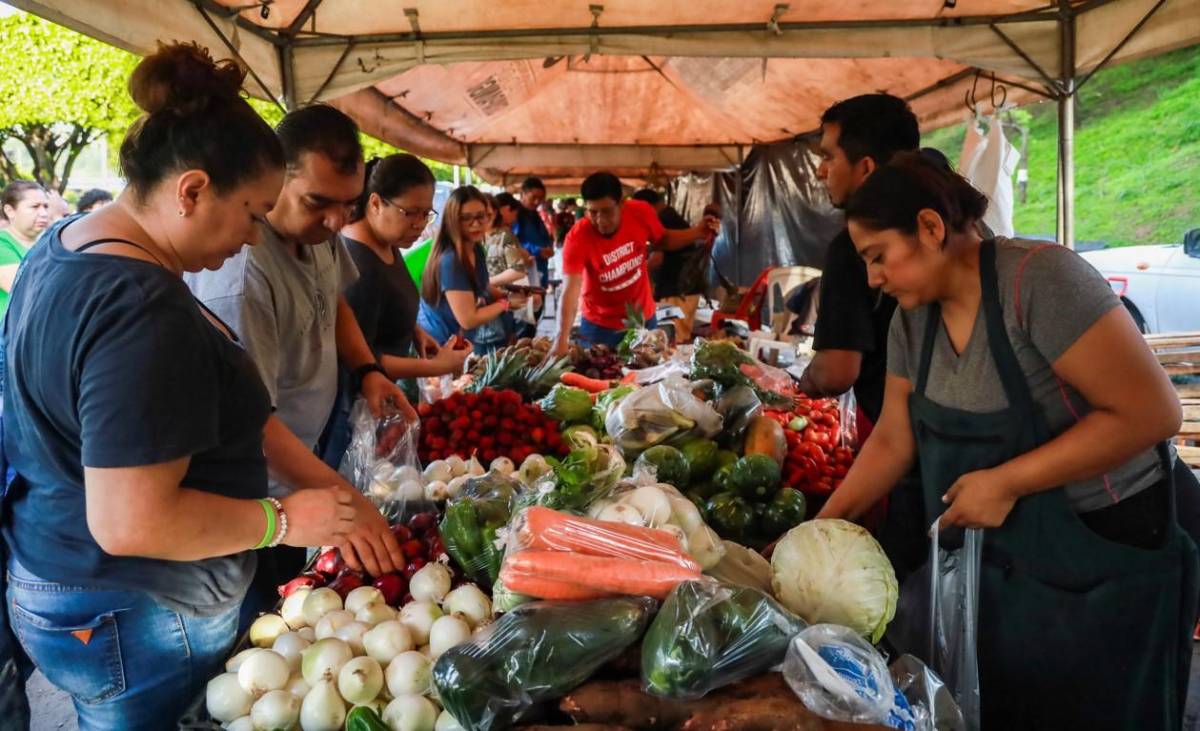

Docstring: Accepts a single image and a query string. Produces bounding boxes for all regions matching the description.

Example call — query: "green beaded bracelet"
[254,498,277,550]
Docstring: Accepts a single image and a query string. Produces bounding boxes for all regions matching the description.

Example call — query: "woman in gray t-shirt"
[817,152,1197,728]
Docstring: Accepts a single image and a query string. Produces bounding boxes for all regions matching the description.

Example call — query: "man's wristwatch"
[353,362,388,391]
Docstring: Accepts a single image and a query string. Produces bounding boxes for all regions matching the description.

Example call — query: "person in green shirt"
[0,181,50,316]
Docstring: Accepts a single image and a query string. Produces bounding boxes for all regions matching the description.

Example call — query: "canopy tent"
[12,0,1200,247]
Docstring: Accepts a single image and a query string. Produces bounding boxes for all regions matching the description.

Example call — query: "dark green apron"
[908,239,1198,729]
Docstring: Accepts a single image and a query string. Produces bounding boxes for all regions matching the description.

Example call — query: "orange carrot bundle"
[503,550,701,600]
[498,565,612,601]
[518,506,701,573]
[561,372,613,393]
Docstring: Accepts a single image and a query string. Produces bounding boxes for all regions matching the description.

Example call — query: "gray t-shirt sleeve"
[336,237,359,293]
[202,264,282,408]
[1013,244,1120,363]
[886,307,915,381]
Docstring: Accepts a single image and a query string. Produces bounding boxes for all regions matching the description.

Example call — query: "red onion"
[402,558,427,581]
[314,549,344,577]
[277,573,324,598]
[408,513,437,535]
[328,570,366,599]
[390,523,413,543]
[373,573,407,607]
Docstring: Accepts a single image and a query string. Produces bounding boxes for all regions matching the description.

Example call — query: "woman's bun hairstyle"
[120,42,283,198]
[844,150,988,235]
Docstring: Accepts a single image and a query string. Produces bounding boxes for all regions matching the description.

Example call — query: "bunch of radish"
[216,557,492,730]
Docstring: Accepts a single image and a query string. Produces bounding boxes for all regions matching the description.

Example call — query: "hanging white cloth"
[960,114,1020,237]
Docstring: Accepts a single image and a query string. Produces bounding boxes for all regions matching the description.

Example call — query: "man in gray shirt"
[187,106,412,585]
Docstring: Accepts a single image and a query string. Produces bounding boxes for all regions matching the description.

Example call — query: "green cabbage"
[770,519,898,643]
[539,384,594,424]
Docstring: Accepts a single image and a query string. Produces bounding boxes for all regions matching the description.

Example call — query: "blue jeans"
[578,315,658,349]
[6,557,240,730]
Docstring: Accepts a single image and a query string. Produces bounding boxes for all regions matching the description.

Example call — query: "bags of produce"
[634,444,690,486]
[538,383,594,425]
[642,579,808,700]
[589,481,726,570]
[589,384,636,433]
[782,624,919,730]
[433,597,656,730]
[439,474,522,588]
[496,504,700,602]
[517,439,625,514]
[690,340,793,407]
[339,398,431,523]
[605,375,722,454]
[771,520,898,643]
[703,540,774,593]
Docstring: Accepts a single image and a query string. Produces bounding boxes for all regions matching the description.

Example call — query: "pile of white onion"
[209,563,491,730]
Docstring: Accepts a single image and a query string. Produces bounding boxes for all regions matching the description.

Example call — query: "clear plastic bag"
[889,654,967,731]
[622,327,670,369]
[338,398,430,522]
[838,389,860,450]
[783,624,918,730]
[703,540,773,593]
[605,374,723,453]
[507,505,702,572]
[713,384,763,447]
[641,579,807,699]
[588,480,726,571]
[515,439,625,514]
[927,522,982,730]
[432,597,656,731]
[438,473,522,588]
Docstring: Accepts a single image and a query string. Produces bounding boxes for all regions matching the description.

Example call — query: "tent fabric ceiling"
[10,0,1200,185]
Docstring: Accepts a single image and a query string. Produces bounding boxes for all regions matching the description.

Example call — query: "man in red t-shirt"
[551,172,716,355]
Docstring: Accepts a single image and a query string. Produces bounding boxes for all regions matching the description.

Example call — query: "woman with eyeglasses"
[418,186,526,356]
[320,155,472,467]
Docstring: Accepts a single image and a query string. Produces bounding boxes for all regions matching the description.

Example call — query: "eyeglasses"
[459,213,491,226]
[381,198,438,224]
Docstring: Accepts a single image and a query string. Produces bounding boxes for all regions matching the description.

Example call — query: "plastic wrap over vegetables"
[690,340,795,407]
[439,473,521,588]
[517,433,625,514]
[782,624,919,730]
[339,398,431,523]
[499,506,704,601]
[605,375,722,454]
[641,580,807,699]
[587,478,726,571]
[537,384,594,425]
[432,597,655,731]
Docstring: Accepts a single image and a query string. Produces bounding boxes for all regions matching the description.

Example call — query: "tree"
[0,13,138,191]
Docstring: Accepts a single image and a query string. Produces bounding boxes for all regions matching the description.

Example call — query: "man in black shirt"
[797,94,919,426]
[631,188,712,342]
[796,94,923,579]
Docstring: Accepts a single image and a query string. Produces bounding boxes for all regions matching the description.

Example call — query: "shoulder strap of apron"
[978,238,1039,414]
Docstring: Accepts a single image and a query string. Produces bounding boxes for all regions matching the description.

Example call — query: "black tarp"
[668,135,844,288]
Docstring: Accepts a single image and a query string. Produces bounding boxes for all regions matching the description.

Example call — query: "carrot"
[519,506,701,572]
[504,550,701,600]
[561,371,613,393]
[499,565,612,601]
[619,371,639,386]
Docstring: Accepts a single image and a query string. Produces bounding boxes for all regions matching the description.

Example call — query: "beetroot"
[328,570,366,599]
[373,573,407,606]
[277,572,324,598]
[314,548,345,577]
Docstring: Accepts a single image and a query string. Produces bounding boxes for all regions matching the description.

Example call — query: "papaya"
[743,415,787,466]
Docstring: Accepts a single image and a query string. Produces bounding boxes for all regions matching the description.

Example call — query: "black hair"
[1,180,44,220]
[630,188,661,206]
[820,93,920,166]
[275,104,363,176]
[520,176,546,193]
[494,192,520,211]
[119,43,283,199]
[76,188,113,212]
[844,151,988,235]
[581,172,623,203]
[349,154,435,223]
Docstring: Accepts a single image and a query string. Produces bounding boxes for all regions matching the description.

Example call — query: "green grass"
[922,44,1200,246]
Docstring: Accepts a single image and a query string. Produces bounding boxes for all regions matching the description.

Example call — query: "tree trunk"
[3,123,98,191]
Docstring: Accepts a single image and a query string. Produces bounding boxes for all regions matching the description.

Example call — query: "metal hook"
[965,70,981,115]
[990,73,1009,110]
[768,4,790,36]
[586,4,604,60]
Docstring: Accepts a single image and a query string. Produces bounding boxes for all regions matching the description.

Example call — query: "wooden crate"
[1146,332,1200,467]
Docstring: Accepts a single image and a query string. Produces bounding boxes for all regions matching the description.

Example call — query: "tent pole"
[280,44,298,111]
[1056,1,1076,249]
[734,147,744,288]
